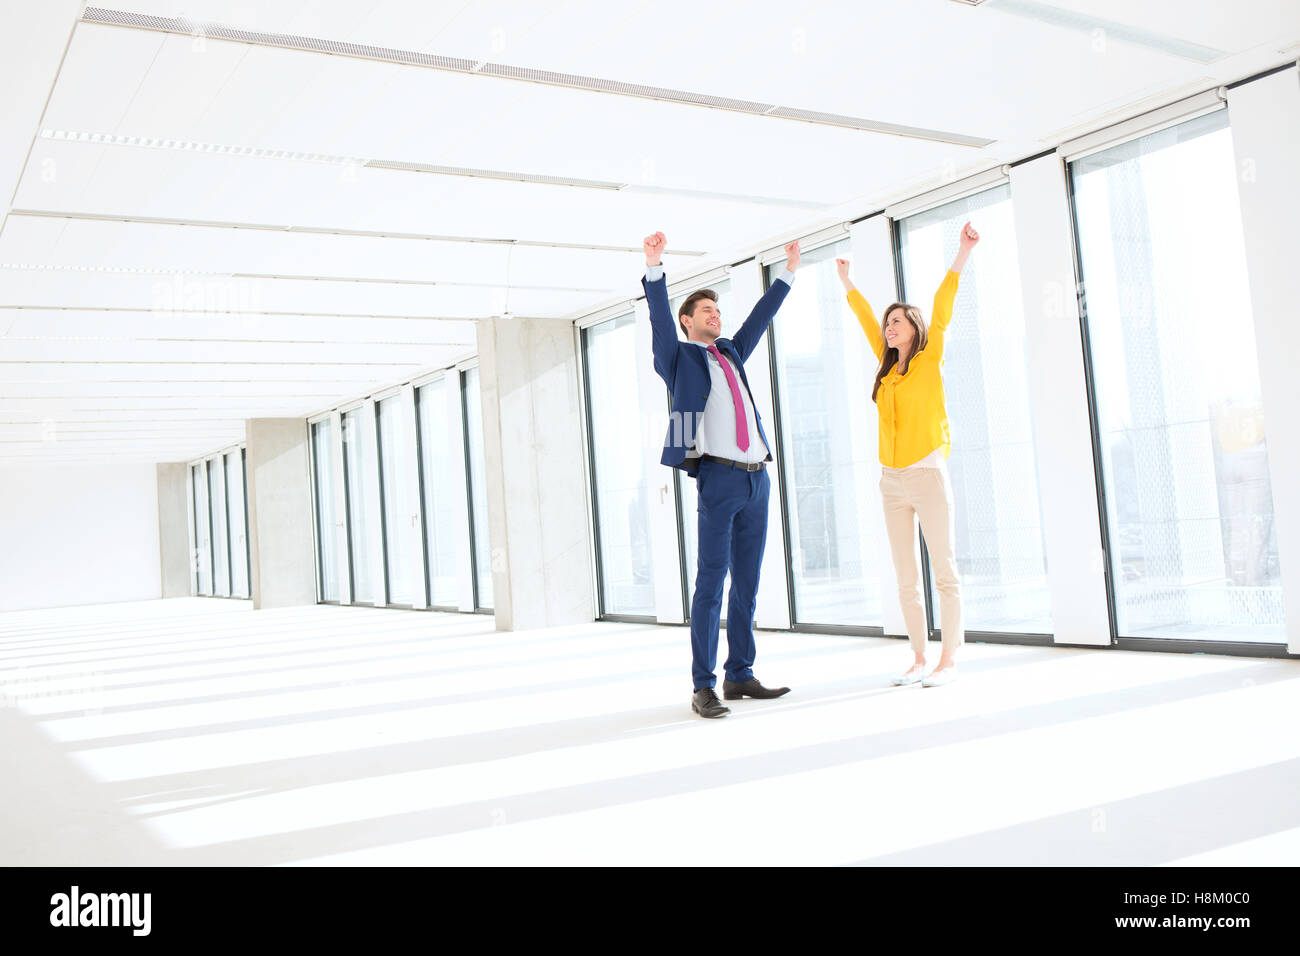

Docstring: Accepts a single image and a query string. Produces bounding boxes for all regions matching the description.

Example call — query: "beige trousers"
[879,465,964,656]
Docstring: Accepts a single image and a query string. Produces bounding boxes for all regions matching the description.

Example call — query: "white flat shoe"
[922,667,958,687]
[891,668,925,686]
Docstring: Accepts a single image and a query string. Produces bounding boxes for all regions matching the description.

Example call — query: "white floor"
[2,597,1297,867]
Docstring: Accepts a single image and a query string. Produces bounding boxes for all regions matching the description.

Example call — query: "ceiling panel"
[72,1,1299,146]
[43,26,975,202]
[0,214,704,311]
[37,23,167,132]
[15,140,835,248]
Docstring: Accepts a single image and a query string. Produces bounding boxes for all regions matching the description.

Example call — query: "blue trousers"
[690,458,770,690]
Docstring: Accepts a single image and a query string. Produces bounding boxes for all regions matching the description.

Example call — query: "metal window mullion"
[761,261,799,628]
[577,325,607,618]
[374,399,393,606]
[460,369,480,610]
[1063,157,1125,646]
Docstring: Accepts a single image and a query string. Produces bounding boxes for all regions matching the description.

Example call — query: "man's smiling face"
[684,296,721,343]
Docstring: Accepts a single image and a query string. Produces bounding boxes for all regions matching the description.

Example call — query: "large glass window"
[768,243,888,626]
[191,462,211,595]
[898,184,1054,634]
[312,376,487,612]
[189,450,250,599]
[416,378,460,607]
[377,394,416,606]
[311,418,342,601]
[208,456,229,596]
[462,367,494,610]
[584,312,655,616]
[225,450,249,598]
[342,406,381,605]
[1070,108,1282,643]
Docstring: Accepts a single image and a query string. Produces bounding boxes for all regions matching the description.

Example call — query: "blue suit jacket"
[642,272,791,477]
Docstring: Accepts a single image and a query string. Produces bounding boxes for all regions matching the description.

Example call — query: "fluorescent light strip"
[7,210,700,255]
[224,272,615,293]
[624,183,827,210]
[3,426,247,432]
[2,395,339,399]
[0,377,419,382]
[2,261,212,275]
[78,6,994,147]
[2,260,613,293]
[0,306,486,321]
[39,129,627,190]
[38,129,829,206]
[1,420,287,428]
[6,364,431,369]
[39,128,358,165]
[4,335,133,342]
[3,336,469,346]
[0,437,244,442]
[146,338,472,346]
[365,158,621,190]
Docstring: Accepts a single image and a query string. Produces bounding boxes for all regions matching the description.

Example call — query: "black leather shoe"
[691,687,731,718]
[722,677,791,700]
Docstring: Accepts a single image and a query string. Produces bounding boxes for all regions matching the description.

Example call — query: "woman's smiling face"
[884,306,916,353]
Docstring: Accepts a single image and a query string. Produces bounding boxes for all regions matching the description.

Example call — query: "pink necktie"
[707,344,749,452]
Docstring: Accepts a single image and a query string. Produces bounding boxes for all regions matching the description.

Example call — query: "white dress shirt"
[685,339,771,464]
[646,265,793,465]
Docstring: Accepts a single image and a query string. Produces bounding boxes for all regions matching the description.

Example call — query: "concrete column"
[475,316,597,631]
[245,418,317,609]
[156,462,192,597]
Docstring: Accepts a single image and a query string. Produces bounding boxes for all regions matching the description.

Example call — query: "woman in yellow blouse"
[836,221,979,687]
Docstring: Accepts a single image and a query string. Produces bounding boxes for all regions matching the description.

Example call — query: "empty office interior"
[2,1,1299,866]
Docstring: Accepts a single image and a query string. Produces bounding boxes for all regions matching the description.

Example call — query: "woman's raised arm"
[927,222,980,360]
[837,258,885,360]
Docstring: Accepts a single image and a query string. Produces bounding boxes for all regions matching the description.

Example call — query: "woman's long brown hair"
[872,303,929,403]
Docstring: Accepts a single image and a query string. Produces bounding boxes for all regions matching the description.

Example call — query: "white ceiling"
[1,0,1297,463]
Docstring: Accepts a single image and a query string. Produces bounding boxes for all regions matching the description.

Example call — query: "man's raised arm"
[641,231,679,386]
[732,240,800,363]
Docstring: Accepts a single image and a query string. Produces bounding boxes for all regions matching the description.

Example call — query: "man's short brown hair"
[678,289,717,338]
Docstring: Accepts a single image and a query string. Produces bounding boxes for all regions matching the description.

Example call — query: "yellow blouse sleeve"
[925,270,960,360]
[847,288,885,360]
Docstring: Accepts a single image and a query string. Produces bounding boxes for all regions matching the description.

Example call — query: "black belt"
[701,454,766,472]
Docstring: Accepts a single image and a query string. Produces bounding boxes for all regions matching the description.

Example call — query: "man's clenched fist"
[644,231,666,267]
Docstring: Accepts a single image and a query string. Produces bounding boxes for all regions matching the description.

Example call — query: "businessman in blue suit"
[641,231,800,718]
